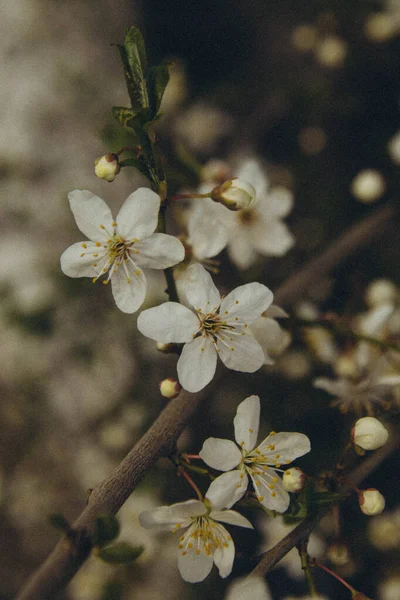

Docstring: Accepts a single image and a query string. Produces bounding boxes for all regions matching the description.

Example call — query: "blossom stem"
[157,203,180,303]
[298,541,319,597]
[292,317,400,353]
[313,561,356,593]
[183,454,201,461]
[169,193,211,200]
[177,467,203,501]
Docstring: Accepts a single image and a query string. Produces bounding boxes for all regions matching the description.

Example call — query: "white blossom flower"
[139,489,253,583]
[60,189,185,313]
[225,576,272,600]
[137,264,273,392]
[199,395,311,512]
[352,416,389,450]
[188,158,295,270]
[359,489,386,516]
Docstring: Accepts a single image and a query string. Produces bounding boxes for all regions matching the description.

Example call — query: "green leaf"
[111,106,138,128]
[123,26,149,110]
[97,542,144,564]
[49,513,71,533]
[92,515,120,548]
[147,64,170,117]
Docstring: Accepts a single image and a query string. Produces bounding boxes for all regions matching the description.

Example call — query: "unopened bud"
[359,489,385,516]
[352,417,389,450]
[210,179,256,211]
[159,378,181,399]
[156,342,179,354]
[94,153,121,182]
[350,169,386,204]
[282,467,306,492]
[327,542,350,566]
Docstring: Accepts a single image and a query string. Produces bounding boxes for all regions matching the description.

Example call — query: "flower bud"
[210,179,256,211]
[352,417,389,450]
[94,153,121,182]
[156,342,179,354]
[350,169,386,203]
[159,378,181,399]
[282,467,306,492]
[359,489,385,516]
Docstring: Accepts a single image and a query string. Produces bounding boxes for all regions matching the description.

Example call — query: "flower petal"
[210,509,253,529]
[227,229,258,270]
[183,263,221,313]
[116,188,160,240]
[188,198,232,259]
[233,395,260,451]
[177,545,213,583]
[133,233,185,269]
[199,438,242,471]
[68,190,113,242]
[206,471,248,509]
[139,499,206,531]
[177,336,217,392]
[137,303,199,342]
[110,262,147,313]
[257,432,311,462]
[250,317,291,360]
[253,220,295,257]
[250,471,290,513]
[260,187,293,218]
[217,331,265,373]
[213,537,235,579]
[220,283,273,323]
[60,242,106,278]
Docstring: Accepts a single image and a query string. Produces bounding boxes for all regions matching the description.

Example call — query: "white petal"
[183,263,221,313]
[251,317,291,358]
[137,303,199,342]
[199,438,242,471]
[110,262,147,314]
[233,395,260,451]
[177,545,213,583]
[225,576,272,600]
[116,188,160,240]
[257,432,311,462]
[68,190,113,242]
[265,304,289,319]
[188,198,232,259]
[260,187,293,218]
[227,229,258,270]
[133,233,185,269]
[206,471,248,509]
[313,377,346,396]
[177,336,217,392]
[139,499,205,531]
[221,283,273,323]
[210,509,253,529]
[213,537,235,578]
[60,242,106,278]
[217,332,265,373]
[253,220,295,257]
[236,158,269,199]
[251,472,290,513]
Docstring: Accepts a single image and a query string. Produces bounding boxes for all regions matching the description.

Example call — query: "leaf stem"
[298,541,318,597]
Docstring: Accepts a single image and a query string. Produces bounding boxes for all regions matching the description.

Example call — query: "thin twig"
[251,430,399,578]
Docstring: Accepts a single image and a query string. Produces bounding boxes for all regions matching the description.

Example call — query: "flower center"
[177,517,231,557]
[238,208,256,225]
[107,235,131,261]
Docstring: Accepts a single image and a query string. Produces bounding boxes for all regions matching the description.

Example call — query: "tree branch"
[16,203,397,599]
[274,203,397,309]
[251,430,399,578]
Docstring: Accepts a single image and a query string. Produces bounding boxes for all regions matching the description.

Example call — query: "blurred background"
[1,0,400,598]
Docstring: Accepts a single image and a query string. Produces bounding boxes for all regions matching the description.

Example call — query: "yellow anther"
[133,238,139,243]
[135,270,141,275]
[96,242,101,247]
[244,324,248,328]
[196,549,201,555]
[188,543,193,549]
[258,495,264,501]
[270,431,276,436]
[275,454,280,459]
[127,278,131,284]
[230,347,235,351]
[80,253,85,257]
[103,280,109,285]
[181,551,187,556]
[276,464,281,468]
[224,310,228,314]
[235,317,238,321]
[285,460,290,464]
[249,428,253,433]
[271,492,276,497]
[112,222,117,227]
[100,224,105,229]
[93,253,98,257]
[235,300,239,304]
[92,278,97,284]
[201,348,204,352]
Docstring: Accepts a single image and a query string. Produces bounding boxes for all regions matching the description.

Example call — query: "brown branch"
[16,204,397,599]
[251,430,400,578]
[274,203,397,309]
[15,390,206,600]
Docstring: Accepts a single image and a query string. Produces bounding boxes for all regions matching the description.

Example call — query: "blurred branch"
[16,203,397,600]
[251,429,400,578]
[274,203,398,309]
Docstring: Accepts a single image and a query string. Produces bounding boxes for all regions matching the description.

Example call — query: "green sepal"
[147,63,170,117]
[49,513,71,533]
[97,542,144,564]
[92,515,120,548]
[308,491,342,508]
[111,106,138,128]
